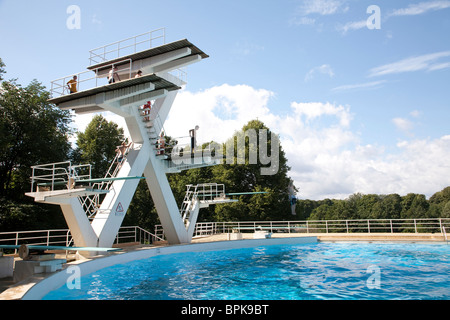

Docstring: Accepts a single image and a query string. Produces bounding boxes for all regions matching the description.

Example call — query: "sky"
[1,0,449,200]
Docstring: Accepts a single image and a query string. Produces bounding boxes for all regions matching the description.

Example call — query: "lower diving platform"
[26,188,108,204]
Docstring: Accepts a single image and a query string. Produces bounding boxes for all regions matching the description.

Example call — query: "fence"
[50,59,133,97]
[3,219,448,253]
[154,218,450,240]
[88,28,166,65]
[0,226,162,254]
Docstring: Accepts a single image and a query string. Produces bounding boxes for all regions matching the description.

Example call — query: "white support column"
[59,198,98,248]
[144,162,189,244]
[91,146,149,247]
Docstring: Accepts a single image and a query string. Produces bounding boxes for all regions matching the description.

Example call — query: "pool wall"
[22,236,317,300]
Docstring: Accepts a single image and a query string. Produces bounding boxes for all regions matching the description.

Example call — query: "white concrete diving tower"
[28,31,218,252]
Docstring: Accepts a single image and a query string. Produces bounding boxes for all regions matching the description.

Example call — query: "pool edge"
[20,236,317,300]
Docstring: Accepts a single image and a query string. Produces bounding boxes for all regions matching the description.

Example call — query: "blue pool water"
[43,242,449,300]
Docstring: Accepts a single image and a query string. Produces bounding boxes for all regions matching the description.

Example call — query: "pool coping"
[6,236,318,300]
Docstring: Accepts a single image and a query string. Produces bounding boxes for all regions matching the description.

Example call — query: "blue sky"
[1,0,449,199]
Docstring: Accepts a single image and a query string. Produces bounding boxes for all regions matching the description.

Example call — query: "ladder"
[180,184,199,226]
[139,102,166,155]
[78,139,133,219]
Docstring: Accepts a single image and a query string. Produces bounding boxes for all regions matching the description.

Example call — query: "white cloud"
[165,84,450,200]
[305,64,335,82]
[291,0,348,28]
[392,117,414,136]
[290,16,316,26]
[73,84,450,200]
[299,0,348,15]
[410,110,421,118]
[390,1,450,16]
[332,80,386,92]
[232,41,264,56]
[368,51,450,77]
[165,84,274,144]
[92,14,102,25]
[336,20,367,34]
[427,62,450,71]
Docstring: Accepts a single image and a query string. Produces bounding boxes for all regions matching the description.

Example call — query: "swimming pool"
[43,242,449,300]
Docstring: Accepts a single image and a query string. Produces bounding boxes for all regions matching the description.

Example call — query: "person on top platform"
[67,75,78,94]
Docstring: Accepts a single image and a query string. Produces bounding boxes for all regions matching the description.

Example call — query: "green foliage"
[301,188,449,221]
[0,197,66,232]
[0,58,5,81]
[72,114,124,178]
[210,120,292,221]
[0,62,73,232]
[0,79,72,198]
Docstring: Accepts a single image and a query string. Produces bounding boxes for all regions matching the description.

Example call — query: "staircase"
[79,140,133,220]
[139,102,168,159]
[180,185,199,228]
[178,183,237,230]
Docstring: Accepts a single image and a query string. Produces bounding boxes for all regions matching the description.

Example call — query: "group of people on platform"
[66,66,143,94]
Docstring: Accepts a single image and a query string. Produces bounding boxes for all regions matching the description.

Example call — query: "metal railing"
[0,226,161,254]
[0,229,72,254]
[50,59,132,97]
[114,226,165,245]
[30,161,92,192]
[154,218,450,240]
[88,28,166,65]
[50,29,189,100]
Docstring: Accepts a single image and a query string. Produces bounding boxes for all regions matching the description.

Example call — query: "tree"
[372,194,402,220]
[308,199,336,220]
[0,58,5,81]
[443,201,450,218]
[0,65,72,231]
[212,120,293,221]
[0,79,72,198]
[401,193,429,219]
[295,199,319,220]
[72,114,124,178]
[428,187,450,217]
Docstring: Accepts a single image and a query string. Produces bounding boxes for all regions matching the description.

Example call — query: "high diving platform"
[26,29,228,256]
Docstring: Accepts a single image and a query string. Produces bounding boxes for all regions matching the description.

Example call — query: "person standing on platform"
[189,125,199,155]
[115,141,131,163]
[108,65,121,84]
[67,75,78,94]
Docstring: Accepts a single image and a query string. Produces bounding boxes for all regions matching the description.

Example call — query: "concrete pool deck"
[0,232,446,300]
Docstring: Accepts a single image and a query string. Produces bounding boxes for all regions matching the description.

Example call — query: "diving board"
[36,175,145,187]
[0,244,122,253]
[226,192,268,196]
[26,188,109,204]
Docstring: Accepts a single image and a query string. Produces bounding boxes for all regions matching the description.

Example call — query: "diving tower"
[28,30,221,253]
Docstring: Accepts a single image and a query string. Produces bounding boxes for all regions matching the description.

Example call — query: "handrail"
[442,226,448,242]
[30,161,92,192]
[50,59,133,98]
[153,218,450,240]
[0,226,159,254]
[88,28,166,65]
